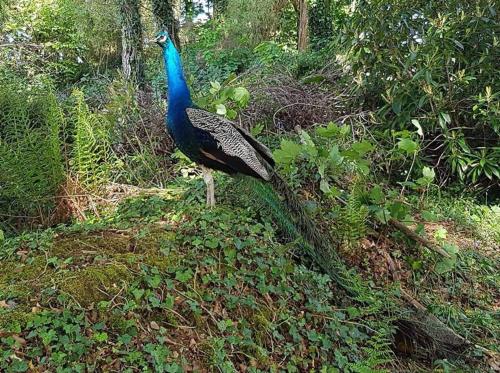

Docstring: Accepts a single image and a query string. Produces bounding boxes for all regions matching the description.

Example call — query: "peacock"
[155,28,343,286]
[154,31,471,356]
[155,30,276,207]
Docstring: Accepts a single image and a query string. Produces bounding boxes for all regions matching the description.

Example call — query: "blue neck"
[164,40,192,115]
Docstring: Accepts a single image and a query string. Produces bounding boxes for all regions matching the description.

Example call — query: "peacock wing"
[186,108,272,180]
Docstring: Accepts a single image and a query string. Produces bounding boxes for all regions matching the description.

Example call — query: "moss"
[0,309,31,332]
[51,232,133,260]
[58,263,131,306]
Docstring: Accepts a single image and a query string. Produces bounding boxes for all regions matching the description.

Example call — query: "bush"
[336,0,499,184]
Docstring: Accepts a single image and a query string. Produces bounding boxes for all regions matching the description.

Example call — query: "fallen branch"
[389,218,451,258]
[333,194,451,258]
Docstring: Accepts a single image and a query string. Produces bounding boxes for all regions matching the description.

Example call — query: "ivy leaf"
[397,138,418,154]
[175,269,193,283]
[435,257,456,274]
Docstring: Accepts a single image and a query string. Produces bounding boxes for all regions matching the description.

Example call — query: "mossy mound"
[0,194,393,371]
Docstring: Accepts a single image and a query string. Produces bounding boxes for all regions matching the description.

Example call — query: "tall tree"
[151,0,181,49]
[118,0,145,87]
[291,0,309,51]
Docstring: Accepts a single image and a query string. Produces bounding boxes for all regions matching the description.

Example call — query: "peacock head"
[154,30,170,49]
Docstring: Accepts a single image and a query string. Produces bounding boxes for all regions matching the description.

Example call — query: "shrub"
[336,0,499,185]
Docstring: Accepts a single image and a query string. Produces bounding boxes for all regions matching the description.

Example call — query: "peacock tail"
[241,168,375,304]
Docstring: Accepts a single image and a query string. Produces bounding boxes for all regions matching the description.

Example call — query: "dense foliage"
[0,0,498,371]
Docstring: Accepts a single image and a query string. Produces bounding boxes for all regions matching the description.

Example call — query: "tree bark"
[118,0,145,87]
[151,0,181,50]
[291,0,309,51]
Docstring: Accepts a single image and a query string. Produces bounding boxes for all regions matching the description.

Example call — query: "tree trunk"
[291,0,309,51]
[151,0,181,50]
[118,0,145,87]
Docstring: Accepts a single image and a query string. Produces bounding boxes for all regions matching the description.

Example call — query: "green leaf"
[388,201,408,220]
[301,74,327,84]
[433,227,447,241]
[205,238,219,249]
[164,295,175,309]
[351,140,374,156]
[132,288,144,300]
[273,140,303,166]
[299,130,318,158]
[147,274,162,288]
[443,243,459,256]
[421,210,439,222]
[328,145,343,165]
[435,257,456,274]
[233,87,250,106]
[438,112,451,129]
[412,119,424,137]
[210,81,221,91]
[375,208,391,224]
[392,99,402,114]
[175,269,193,283]
[397,138,418,154]
[320,179,331,194]
[422,166,435,180]
[0,229,4,242]
[226,109,238,120]
[316,122,340,138]
[369,185,385,204]
[250,123,264,136]
[216,104,227,115]
[94,332,108,342]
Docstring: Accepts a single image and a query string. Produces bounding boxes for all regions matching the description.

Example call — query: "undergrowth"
[0,181,394,372]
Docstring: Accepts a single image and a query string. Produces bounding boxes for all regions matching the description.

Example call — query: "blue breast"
[162,39,205,160]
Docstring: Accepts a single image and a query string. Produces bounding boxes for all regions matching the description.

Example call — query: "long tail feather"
[240,170,471,357]
[242,171,371,302]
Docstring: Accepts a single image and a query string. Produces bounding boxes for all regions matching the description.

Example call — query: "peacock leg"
[201,165,216,207]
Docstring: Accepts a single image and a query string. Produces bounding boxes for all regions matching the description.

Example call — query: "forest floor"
[0,173,499,372]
